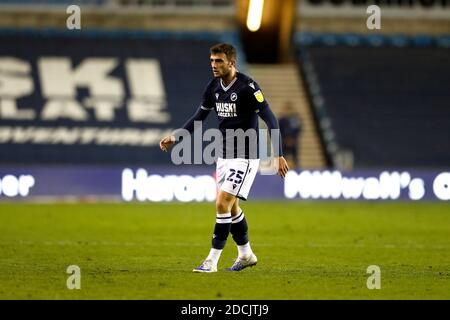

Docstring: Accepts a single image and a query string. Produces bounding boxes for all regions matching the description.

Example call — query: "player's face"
[210,53,234,78]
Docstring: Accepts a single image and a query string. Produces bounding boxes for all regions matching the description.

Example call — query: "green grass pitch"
[0,201,449,299]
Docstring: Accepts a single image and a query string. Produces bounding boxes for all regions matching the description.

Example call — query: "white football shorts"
[216,157,260,200]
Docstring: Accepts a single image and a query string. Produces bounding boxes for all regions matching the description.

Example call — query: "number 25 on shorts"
[226,168,244,184]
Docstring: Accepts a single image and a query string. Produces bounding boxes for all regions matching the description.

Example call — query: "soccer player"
[159,43,289,272]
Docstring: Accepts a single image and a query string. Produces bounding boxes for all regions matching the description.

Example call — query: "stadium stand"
[1,0,448,170]
[0,28,246,164]
[249,64,327,169]
[0,0,234,9]
[0,0,236,31]
[296,33,450,169]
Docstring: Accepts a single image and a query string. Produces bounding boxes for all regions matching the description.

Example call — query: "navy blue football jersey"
[200,72,269,159]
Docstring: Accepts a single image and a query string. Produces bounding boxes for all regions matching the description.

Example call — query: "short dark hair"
[210,43,237,61]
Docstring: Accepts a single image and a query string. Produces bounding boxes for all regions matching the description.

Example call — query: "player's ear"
[229,59,236,68]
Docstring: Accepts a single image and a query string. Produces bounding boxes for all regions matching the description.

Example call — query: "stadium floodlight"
[246,0,264,32]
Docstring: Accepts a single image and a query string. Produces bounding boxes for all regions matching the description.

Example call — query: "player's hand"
[159,135,176,152]
[276,156,289,178]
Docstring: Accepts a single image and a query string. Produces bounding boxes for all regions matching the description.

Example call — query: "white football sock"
[206,248,222,266]
[237,242,253,259]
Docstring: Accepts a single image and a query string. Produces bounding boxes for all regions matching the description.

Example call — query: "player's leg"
[230,199,252,255]
[231,198,240,217]
[193,190,236,273]
[231,199,248,248]
[224,159,260,271]
[228,198,257,271]
[212,189,236,255]
[193,158,258,273]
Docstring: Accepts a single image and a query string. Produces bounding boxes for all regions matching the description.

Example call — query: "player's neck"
[221,69,237,87]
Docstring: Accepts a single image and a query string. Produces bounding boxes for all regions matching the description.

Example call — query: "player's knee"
[216,192,234,213]
[216,199,230,213]
[231,205,241,216]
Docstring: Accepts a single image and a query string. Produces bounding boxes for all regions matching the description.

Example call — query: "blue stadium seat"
[298,44,450,168]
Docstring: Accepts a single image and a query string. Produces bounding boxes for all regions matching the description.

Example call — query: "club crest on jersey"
[230,92,237,101]
[254,90,264,103]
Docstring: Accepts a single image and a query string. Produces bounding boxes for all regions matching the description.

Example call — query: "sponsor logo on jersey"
[216,102,237,117]
[215,93,219,100]
[230,92,237,101]
[249,82,255,89]
[254,90,264,103]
